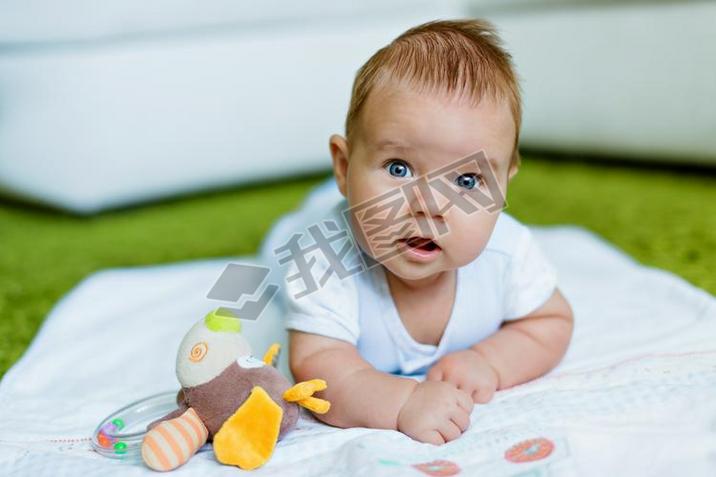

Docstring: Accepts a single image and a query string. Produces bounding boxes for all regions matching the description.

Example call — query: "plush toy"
[141,309,330,471]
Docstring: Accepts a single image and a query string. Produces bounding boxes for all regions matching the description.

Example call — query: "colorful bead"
[114,441,128,454]
[97,432,113,448]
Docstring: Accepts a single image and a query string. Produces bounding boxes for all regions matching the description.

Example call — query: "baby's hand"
[426,349,500,404]
[397,380,472,445]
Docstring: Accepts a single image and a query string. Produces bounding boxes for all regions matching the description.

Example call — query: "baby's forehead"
[369,78,491,108]
[362,79,512,125]
[358,83,514,148]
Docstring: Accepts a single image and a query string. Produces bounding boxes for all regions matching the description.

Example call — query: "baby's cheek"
[445,215,495,261]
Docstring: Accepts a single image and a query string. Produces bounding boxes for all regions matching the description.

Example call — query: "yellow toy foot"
[296,396,330,414]
[213,386,283,470]
[263,343,281,367]
[283,379,330,414]
[141,407,208,471]
[283,379,326,401]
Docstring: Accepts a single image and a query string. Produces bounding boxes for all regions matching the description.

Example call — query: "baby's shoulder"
[479,211,531,258]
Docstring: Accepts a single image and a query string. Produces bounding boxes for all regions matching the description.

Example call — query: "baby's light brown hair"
[345,19,522,169]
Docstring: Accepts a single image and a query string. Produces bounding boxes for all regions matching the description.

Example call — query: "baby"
[262,19,573,445]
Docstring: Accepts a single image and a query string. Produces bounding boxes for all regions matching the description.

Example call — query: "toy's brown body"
[140,311,329,472]
[155,360,299,440]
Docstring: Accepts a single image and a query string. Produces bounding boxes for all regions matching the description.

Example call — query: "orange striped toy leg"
[141,407,208,472]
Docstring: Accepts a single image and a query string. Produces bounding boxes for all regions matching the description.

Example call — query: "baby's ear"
[507,151,521,182]
[329,134,349,197]
[508,163,519,181]
[507,157,520,182]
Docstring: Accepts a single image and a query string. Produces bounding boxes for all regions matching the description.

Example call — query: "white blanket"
[1,226,715,476]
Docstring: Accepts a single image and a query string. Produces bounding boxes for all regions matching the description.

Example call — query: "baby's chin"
[379,255,451,283]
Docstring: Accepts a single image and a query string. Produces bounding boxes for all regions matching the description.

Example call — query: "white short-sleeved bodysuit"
[260,178,558,377]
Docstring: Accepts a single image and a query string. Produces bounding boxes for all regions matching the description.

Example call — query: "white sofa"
[0,1,713,213]
[0,1,464,213]
[471,0,716,165]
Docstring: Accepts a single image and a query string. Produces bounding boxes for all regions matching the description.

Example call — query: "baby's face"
[331,83,518,283]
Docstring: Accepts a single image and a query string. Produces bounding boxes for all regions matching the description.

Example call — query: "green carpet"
[1,156,714,378]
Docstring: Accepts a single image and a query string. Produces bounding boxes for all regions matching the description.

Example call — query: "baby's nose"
[404,183,445,218]
[406,197,447,237]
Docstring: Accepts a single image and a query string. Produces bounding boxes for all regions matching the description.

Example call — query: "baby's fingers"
[456,381,477,396]
[455,389,474,414]
[472,386,495,404]
[418,430,446,446]
[437,420,462,443]
[450,409,471,433]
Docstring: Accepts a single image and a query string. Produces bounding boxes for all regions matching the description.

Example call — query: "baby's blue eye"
[455,173,482,190]
[385,160,413,178]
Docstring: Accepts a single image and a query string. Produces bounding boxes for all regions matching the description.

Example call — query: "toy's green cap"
[204,308,241,333]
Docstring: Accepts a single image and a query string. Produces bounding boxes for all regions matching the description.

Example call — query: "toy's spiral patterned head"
[176,310,252,387]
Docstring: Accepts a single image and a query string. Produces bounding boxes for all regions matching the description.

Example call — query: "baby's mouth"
[397,236,441,252]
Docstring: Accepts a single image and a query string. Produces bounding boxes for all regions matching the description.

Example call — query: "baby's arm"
[471,287,573,390]
[289,330,417,430]
[290,330,473,444]
[427,288,573,401]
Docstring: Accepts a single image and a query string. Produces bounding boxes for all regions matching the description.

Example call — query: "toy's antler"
[283,379,330,414]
